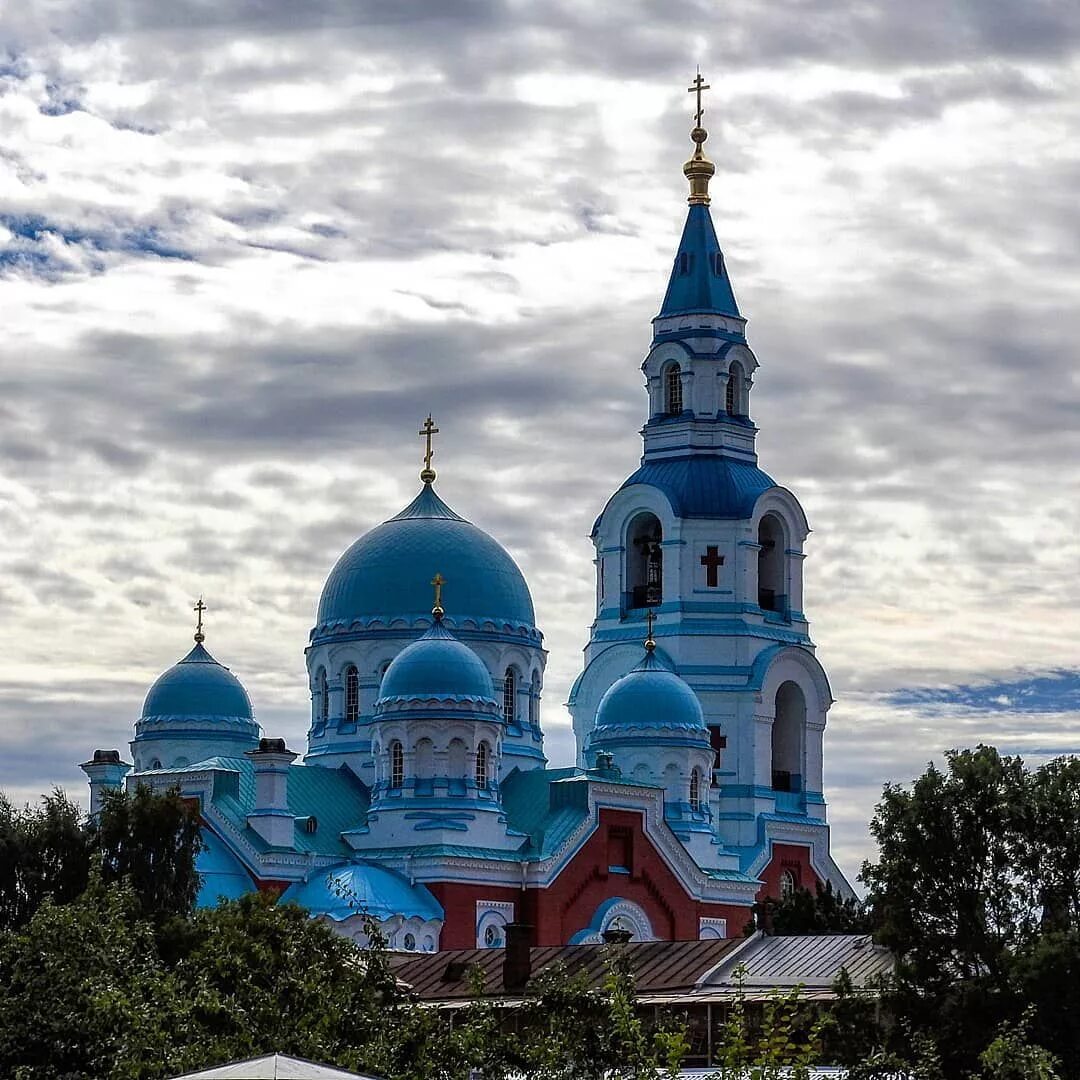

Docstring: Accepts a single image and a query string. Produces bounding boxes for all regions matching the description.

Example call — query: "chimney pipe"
[245,738,298,848]
[503,922,533,992]
[80,749,132,815]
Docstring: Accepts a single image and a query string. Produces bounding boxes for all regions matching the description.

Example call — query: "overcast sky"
[2,0,1078,879]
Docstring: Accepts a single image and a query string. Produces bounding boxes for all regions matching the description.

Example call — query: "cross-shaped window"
[700,545,725,587]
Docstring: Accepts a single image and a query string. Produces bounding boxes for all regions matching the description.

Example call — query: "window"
[726,361,743,416]
[780,868,798,901]
[484,924,499,946]
[665,364,683,415]
[475,741,490,790]
[627,512,663,608]
[689,768,701,811]
[390,741,404,789]
[149,758,162,770]
[403,932,416,951]
[713,251,724,276]
[772,681,805,793]
[318,668,329,723]
[757,514,787,614]
[344,665,359,724]
[503,669,516,724]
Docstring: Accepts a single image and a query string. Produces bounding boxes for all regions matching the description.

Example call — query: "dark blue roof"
[141,643,255,723]
[618,455,775,520]
[658,204,740,318]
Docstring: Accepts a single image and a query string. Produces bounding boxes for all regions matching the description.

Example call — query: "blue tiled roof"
[141,642,257,727]
[590,650,708,743]
[280,863,442,923]
[315,483,535,635]
[658,204,740,318]
[378,619,497,704]
[196,827,255,907]
[618,455,775,520]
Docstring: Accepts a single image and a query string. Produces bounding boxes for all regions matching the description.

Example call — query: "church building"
[80,77,850,952]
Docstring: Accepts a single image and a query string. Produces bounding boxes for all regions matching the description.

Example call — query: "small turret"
[80,749,132,815]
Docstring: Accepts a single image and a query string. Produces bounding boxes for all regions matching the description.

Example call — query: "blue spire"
[658,204,740,319]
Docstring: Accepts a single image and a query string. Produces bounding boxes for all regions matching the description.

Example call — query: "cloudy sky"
[2,0,1079,878]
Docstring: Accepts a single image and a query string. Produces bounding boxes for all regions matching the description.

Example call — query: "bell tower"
[569,76,850,895]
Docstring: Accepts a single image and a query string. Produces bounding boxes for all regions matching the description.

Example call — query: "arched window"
[390,741,404,789]
[779,868,798,901]
[689,768,701,811]
[344,665,359,724]
[665,363,683,415]
[149,758,162,770]
[726,361,743,416]
[318,668,329,724]
[503,669,516,724]
[771,681,805,793]
[757,514,787,614]
[627,512,663,609]
[475,741,490,790]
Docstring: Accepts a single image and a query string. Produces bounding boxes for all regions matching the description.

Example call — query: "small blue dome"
[592,651,707,738]
[141,642,255,722]
[281,862,443,923]
[315,484,535,638]
[378,620,497,704]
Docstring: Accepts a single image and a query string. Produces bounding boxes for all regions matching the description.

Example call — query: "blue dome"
[315,484,535,638]
[281,862,443,923]
[592,651,707,739]
[141,642,255,723]
[378,620,497,704]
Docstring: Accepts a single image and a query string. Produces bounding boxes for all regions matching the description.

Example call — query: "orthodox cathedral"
[80,78,850,952]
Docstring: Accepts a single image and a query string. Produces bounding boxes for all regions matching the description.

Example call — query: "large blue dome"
[591,650,707,740]
[378,620,497,704]
[141,642,255,723]
[315,484,535,638]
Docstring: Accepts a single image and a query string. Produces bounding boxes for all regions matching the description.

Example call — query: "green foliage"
[979,1009,1061,1080]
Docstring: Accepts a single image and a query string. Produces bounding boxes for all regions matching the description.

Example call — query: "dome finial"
[684,69,715,206]
[193,596,206,644]
[419,414,439,485]
[431,572,446,622]
[644,608,656,652]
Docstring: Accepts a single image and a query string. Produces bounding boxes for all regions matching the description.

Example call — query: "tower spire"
[684,70,715,206]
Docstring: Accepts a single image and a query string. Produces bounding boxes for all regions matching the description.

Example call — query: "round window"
[402,932,416,951]
[484,924,501,947]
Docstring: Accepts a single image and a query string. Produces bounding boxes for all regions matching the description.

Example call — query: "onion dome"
[314,482,535,641]
[141,642,254,723]
[590,630,708,745]
[377,617,498,708]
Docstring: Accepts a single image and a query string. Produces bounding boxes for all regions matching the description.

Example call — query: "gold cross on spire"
[419,414,439,484]
[431,572,446,619]
[688,69,711,128]
[194,596,206,644]
[644,608,656,652]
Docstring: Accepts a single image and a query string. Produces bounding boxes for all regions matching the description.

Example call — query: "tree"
[758,880,871,936]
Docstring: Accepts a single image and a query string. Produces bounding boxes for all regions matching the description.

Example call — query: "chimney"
[503,922,533,992]
[602,927,633,945]
[245,738,298,848]
[79,749,132,815]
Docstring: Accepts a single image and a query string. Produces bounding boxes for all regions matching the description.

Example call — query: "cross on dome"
[431,572,446,620]
[419,414,439,484]
[193,596,206,643]
[688,69,710,128]
[683,69,716,206]
[644,608,656,652]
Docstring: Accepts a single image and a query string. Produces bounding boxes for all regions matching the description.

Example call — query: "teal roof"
[315,483,535,637]
[378,619,497,705]
[591,650,708,741]
[140,642,257,727]
[658,204,740,319]
[615,455,775,522]
[196,827,255,907]
[280,863,442,923]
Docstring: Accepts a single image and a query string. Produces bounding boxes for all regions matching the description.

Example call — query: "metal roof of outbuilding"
[169,1053,381,1079]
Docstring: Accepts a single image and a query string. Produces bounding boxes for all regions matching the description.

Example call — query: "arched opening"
[317,668,329,724]
[664,363,683,415]
[475,741,490,790]
[626,512,663,609]
[390,741,404,789]
[149,758,162,770]
[726,361,743,416]
[757,514,787,614]
[344,665,359,724]
[771,681,805,792]
[414,738,434,781]
[689,768,702,811]
[779,868,798,901]
[502,668,517,724]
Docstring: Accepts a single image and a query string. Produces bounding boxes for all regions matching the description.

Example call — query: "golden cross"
[688,70,710,128]
[194,596,206,643]
[645,608,656,647]
[419,414,439,477]
[431,572,446,613]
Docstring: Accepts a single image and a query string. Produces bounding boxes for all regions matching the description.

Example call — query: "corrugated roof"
[169,1053,381,1079]
[700,933,894,991]
[390,938,740,1002]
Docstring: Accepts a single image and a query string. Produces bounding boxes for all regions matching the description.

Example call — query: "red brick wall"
[424,880,523,949]
[756,842,820,900]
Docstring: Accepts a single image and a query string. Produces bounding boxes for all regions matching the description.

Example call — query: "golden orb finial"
[644,608,657,653]
[193,596,206,644]
[419,414,439,484]
[431,572,446,621]
[684,70,715,206]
